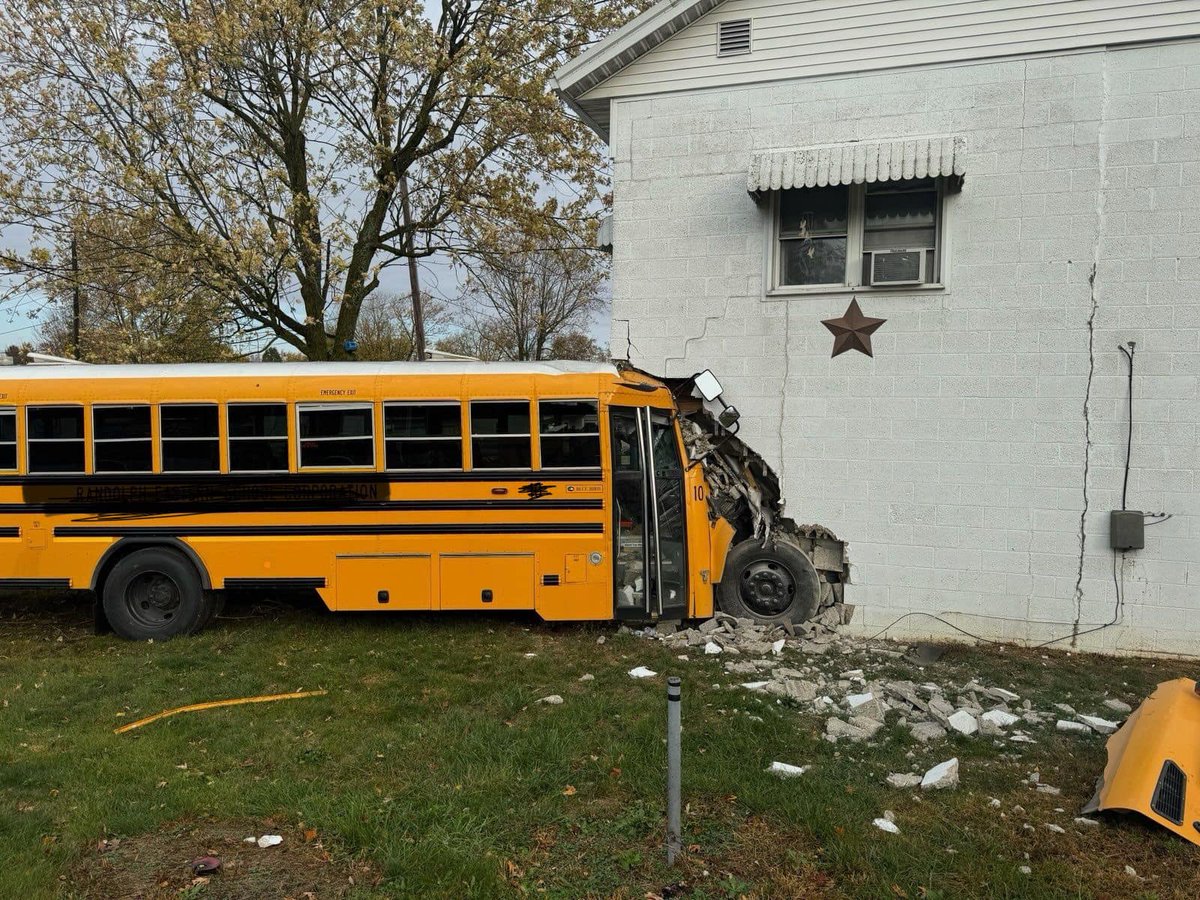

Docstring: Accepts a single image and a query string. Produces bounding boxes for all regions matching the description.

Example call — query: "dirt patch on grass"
[514,808,838,899]
[704,815,839,899]
[67,818,378,899]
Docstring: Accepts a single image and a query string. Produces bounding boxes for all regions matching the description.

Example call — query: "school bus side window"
[0,408,15,470]
[93,405,153,473]
[161,404,220,472]
[384,403,462,470]
[228,403,289,472]
[27,406,85,473]
[540,400,600,468]
[470,400,531,469]
[297,403,375,469]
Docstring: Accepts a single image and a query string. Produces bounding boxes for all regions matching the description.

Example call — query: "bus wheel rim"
[739,559,796,617]
[125,572,182,627]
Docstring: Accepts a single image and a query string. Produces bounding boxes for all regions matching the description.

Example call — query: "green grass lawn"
[1,591,1197,899]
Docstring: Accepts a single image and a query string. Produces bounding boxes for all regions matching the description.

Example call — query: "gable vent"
[717,19,751,57]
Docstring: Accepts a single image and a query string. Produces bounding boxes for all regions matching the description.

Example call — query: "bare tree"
[354,291,453,361]
[548,331,609,361]
[454,248,606,361]
[431,330,500,361]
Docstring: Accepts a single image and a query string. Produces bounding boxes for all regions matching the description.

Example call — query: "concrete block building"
[554,0,1200,654]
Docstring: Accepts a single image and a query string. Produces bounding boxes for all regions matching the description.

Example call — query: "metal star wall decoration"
[821,297,887,358]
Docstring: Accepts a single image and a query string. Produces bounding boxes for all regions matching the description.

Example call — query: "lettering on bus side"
[518,481,555,500]
[19,480,384,508]
[319,389,357,396]
[71,481,382,504]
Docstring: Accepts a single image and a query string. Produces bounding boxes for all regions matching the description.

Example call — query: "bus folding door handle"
[481,589,493,603]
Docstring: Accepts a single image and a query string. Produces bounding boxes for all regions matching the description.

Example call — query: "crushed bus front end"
[658,367,851,628]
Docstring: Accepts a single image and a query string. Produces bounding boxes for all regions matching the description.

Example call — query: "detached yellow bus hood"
[1083,678,1200,846]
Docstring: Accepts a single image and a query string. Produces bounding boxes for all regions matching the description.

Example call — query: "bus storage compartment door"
[564,553,587,584]
[335,554,431,611]
[439,553,535,610]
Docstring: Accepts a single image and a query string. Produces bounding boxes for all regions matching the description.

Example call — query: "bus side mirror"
[693,369,724,403]
[718,406,740,430]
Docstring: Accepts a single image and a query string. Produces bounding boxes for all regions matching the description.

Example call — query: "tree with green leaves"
[0,0,644,359]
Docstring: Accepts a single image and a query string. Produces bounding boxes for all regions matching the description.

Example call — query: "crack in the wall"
[662,293,735,378]
[611,318,640,361]
[1071,262,1099,645]
[1071,51,1113,644]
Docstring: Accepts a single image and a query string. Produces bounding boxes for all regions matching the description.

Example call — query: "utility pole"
[398,174,427,361]
[70,235,81,359]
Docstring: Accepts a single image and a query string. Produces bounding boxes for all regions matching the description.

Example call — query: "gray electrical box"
[1110,510,1144,551]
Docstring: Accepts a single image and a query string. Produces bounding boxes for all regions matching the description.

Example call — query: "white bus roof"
[1,360,622,380]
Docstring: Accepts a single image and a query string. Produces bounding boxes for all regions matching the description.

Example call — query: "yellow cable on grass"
[113,690,328,734]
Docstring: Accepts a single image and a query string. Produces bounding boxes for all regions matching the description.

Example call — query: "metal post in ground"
[666,675,682,865]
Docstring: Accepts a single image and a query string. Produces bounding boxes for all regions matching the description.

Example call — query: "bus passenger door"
[610,407,687,621]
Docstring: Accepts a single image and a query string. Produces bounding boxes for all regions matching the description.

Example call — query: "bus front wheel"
[716,539,821,626]
[102,548,208,640]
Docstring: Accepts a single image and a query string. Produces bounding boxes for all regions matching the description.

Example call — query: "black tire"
[101,548,208,640]
[716,538,821,625]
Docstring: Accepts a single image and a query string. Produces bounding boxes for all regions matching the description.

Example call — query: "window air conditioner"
[868,250,925,286]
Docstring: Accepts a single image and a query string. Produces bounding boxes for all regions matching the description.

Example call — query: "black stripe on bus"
[0,578,70,590]
[0,527,18,538]
[224,577,327,590]
[0,498,604,515]
[0,469,604,486]
[54,522,605,538]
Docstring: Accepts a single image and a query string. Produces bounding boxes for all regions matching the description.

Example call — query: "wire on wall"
[1118,341,1135,511]
[865,552,1128,650]
[1033,550,1125,649]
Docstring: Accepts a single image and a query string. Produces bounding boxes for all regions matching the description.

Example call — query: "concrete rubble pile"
[626,607,853,657]
[623,615,1131,749]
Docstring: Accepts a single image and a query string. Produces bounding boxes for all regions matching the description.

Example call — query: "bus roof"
[2,360,623,380]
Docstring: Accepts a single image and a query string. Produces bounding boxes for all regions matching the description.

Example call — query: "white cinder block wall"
[608,41,1200,655]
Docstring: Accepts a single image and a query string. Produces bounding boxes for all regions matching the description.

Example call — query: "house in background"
[554,0,1200,654]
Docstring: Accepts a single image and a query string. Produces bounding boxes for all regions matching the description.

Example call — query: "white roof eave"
[554,0,726,103]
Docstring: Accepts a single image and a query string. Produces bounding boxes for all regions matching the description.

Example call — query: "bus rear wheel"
[102,548,208,640]
[717,539,821,626]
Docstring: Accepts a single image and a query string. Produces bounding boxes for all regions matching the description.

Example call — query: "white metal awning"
[748,136,965,198]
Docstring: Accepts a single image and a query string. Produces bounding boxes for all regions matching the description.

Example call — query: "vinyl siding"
[580,0,1200,101]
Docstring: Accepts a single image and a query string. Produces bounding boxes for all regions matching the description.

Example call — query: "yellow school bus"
[0,361,846,639]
